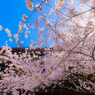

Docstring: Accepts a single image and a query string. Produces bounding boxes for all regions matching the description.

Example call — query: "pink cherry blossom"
[20,41,24,44]
[0,25,3,30]
[5,28,10,34]
[54,20,57,25]
[25,31,30,34]
[22,14,28,21]
[9,38,13,43]
[17,29,23,33]
[1,0,95,94]
[34,21,39,27]
[37,28,44,35]
[43,14,47,18]
[25,34,28,38]
[67,0,74,4]
[26,1,34,11]
[38,7,44,13]
[28,23,34,28]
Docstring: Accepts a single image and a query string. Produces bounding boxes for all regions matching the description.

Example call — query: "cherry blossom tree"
[0,0,95,94]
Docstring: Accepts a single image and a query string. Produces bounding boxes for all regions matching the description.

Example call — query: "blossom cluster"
[0,0,95,94]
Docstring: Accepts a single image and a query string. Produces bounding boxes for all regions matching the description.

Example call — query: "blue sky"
[0,0,25,47]
[0,0,36,47]
[0,0,87,48]
[0,0,54,47]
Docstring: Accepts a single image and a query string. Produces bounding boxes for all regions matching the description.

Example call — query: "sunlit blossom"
[17,29,23,33]
[12,89,19,95]
[44,0,51,3]
[1,0,95,94]
[28,23,34,28]
[68,6,75,16]
[46,37,50,41]
[8,33,12,37]
[25,34,28,38]
[34,21,39,27]
[25,31,30,34]
[14,34,18,38]
[30,44,33,49]
[80,3,85,8]
[9,38,13,43]
[37,28,44,35]
[22,14,28,21]
[43,14,47,18]
[54,20,57,25]
[81,0,89,4]
[38,7,44,13]
[20,41,24,44]
[38,16,43,23]
[5,28,10,34]
[66,33,73,42]
[19,21,23,29]
[38,38,43,45]
[35,4,40,8]
[0,25,3,30]
[55,10,59,15]
[26,1,34,11]
[67,0,74,4]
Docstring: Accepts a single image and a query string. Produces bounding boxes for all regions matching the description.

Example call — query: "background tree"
[0,0,95,94]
